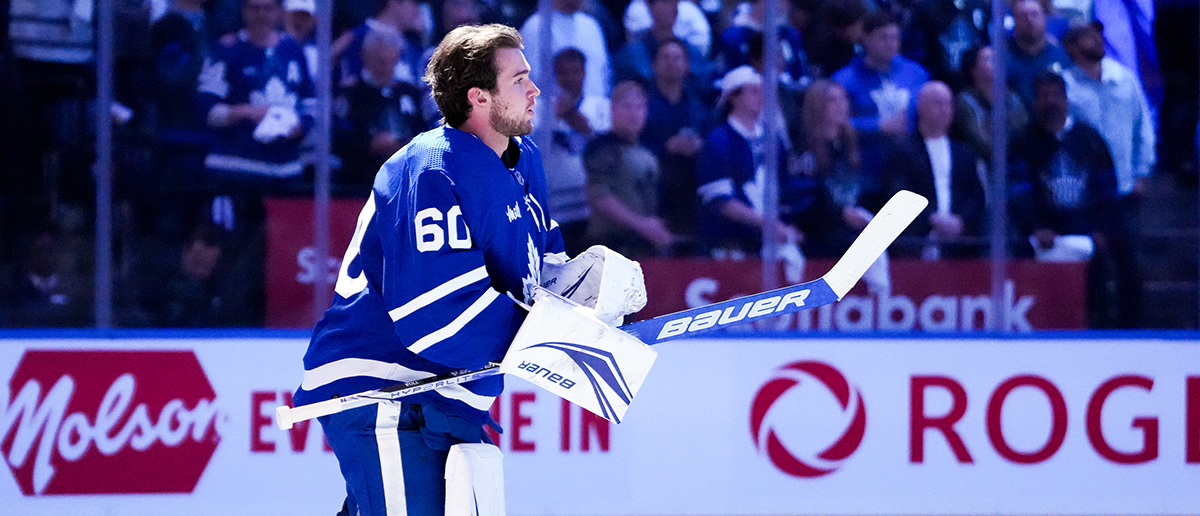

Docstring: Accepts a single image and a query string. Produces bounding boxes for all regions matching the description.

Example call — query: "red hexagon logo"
[1,350,220,495]
[750,360,866,477]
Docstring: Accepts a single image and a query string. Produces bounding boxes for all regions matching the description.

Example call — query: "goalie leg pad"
[445,443,505,516]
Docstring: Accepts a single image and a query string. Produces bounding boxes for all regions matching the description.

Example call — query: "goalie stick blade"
[619,190,927,345]
[822,189,927,298]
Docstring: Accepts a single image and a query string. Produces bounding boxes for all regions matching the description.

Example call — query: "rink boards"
[1,332,1198,515]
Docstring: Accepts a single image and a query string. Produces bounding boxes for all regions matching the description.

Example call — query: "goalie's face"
[486,47,540,137]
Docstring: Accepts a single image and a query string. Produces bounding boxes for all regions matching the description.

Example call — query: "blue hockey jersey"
[295,127,565,428]
[197,31,316,180]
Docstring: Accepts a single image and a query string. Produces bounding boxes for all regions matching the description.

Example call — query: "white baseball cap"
[284,0,316,14]
[716,65,763,107]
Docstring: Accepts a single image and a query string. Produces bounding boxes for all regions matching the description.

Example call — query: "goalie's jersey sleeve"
[295,127,565,427]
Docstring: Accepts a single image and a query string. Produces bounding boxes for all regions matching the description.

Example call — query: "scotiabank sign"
[264,198,362,328]
[263,198,1087,330]
[639,258,1086,331]
[1,351,218,495]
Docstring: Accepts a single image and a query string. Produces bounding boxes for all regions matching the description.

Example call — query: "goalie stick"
[276,190,928,429]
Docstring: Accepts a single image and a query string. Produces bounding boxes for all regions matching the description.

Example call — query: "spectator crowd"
[0,0,1195,329]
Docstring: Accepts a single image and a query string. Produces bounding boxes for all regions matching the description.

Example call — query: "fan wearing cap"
[1060,20,1155,201]
[283,0,319,82]
[695,65,802,256]
[1059,20,1152,328]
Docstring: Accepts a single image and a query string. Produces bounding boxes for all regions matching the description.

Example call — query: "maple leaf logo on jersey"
[197,58,229,98]
[251,76,297,109]
[869,80,910,122]
[521,235,540,303]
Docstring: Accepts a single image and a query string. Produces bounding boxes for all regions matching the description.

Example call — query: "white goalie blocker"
[502,246,655,424]
[501,288,656,424]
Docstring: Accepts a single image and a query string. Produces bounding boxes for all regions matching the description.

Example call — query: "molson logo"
[750,361,866,477]
[1,350,220,495]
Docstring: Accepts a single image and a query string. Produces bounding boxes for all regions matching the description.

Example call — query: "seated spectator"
[881,81,987,259]
[520,0,611,97]
[1009,71,1132,328]
[832,10,929,200]
[613,0,713,93]
[696,66,800,256]
[583,80,674,258]
[196,0,314,321]
[639,38,710,247]
[950,45,1030,165]
[140,222,252,327]
[542,48,611,256]
[804,0,868,78]
[197,0,316,194]
[715,0,808,90]
[902,0,991,90]
[283,0,334,174]
[1005,0,1071,110]
[623,0,713,56]
[283,0,319,81]
[334,26,429,193]
[331,0,429,91]
[784,79,869,259]
[149,0,221,237]
[0,226,91,328]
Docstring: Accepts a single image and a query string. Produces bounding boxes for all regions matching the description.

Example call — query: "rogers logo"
[750,361,866,477]
[1,350,220,495]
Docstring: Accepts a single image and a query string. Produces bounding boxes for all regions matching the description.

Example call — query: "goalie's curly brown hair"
[423,24,524,128]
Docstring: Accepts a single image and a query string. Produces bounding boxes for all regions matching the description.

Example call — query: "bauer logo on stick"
[500,288,657,424]
[655,287,816,339]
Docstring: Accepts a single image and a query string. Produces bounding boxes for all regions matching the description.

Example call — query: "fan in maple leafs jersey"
[197,28,316,180]
[294,126,566,431]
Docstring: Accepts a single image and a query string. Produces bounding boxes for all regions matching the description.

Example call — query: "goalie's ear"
[500,289,656,424]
